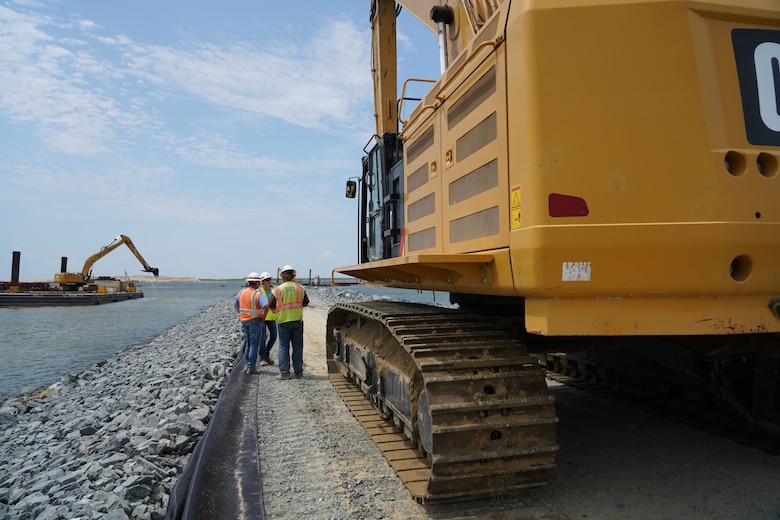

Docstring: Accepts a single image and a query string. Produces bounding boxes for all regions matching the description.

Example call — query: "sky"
[0,0,439,281]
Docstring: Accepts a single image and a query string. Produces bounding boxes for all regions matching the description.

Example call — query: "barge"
[2,242,157,308]
[0,290,143,307]
[0,279,144,308]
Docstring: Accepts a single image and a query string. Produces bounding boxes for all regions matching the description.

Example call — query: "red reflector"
[549,193,589,217]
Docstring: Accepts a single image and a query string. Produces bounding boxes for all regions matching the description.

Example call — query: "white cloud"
[0,11,160,155]
[0,7,372,157]
[0,3,375,279]
[172,136,305,179]
[115,18,371,130]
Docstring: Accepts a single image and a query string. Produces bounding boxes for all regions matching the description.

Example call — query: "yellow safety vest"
[260,287,277,321]
[272,281,305,324]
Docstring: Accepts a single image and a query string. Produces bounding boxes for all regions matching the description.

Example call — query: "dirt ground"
[258,305,780,520]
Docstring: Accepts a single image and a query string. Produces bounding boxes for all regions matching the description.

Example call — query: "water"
[0,281,449,402]
[323,284,452,306]
[0,281,240,402]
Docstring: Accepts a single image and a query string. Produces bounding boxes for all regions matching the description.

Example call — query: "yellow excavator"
[54,235,159,289]
[327,0,780,504]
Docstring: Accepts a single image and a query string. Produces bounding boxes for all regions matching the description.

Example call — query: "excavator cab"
[355,133,404,263]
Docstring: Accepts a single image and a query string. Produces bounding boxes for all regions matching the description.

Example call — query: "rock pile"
[0,285,428,520]
[0,301,241,520]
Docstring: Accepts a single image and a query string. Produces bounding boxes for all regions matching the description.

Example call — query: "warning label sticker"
[511,185,522,229]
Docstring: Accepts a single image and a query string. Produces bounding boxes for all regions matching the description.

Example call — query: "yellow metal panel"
[404,124,442,255]
[335,251,518,295]
[526,295,780,335]
[403,39,509,256]
[501,0,780,334]
[512,222,780,297]
[372,0,398,136]
[348,0,780,337]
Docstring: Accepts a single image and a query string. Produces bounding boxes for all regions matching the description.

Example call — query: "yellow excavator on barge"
[53,234,159,291]
[1,235,159,307]
[326,0,780,504]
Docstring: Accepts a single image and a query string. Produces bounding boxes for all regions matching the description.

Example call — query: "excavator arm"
[80,235,159,278]
[371,0,399,137]
[123,238,160,277]
[54,235,159,287]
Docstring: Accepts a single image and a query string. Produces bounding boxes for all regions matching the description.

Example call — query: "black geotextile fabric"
[165,342,265,520]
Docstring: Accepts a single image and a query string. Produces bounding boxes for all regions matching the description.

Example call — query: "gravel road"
[248,288,780,520]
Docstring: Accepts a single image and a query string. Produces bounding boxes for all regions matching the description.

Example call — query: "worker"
[258,272,277,366]
[234,272,268,374]
[268,265,309,380]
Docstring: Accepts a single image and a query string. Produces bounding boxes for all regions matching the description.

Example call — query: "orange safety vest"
[237,287,266,322]
[272,281,306,323]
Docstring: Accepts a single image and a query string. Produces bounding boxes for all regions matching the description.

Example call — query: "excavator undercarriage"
[326,301,558,503]
[327,300,780,503]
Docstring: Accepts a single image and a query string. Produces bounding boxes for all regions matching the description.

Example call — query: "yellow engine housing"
[337,0,780,336]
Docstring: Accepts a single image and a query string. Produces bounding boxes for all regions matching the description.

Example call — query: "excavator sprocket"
[326,301,559,503]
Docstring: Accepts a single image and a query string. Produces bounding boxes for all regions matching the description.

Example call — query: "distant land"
[17,276,236,284]
[123,275,217,283]
[16,274,354,285]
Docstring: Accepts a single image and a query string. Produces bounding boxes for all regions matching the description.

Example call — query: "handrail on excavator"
[397,77,438,130]
[399,38,502,142]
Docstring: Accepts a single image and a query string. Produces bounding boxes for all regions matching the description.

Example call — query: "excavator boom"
[81,235,159,278]
[54,235,159,287]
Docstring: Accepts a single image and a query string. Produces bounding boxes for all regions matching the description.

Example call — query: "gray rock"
[0,300,239,519]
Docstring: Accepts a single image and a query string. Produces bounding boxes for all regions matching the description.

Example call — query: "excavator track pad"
[326,301,559,503]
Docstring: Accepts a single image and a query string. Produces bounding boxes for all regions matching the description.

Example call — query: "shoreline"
[13,276,211,284]
[0,295,236,405]
[14,275,356,285]
[0,300,241,519]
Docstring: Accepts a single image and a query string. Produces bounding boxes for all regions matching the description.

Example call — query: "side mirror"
[346,180,357,199]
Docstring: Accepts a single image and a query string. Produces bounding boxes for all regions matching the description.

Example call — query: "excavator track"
[326,301,559,503]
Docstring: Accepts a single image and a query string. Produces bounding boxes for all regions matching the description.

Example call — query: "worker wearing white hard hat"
[269,264,309,379]
[258,272,277,366]
[233,272,268,374]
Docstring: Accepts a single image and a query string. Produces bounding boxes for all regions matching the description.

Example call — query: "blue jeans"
[277,320,303,376]
[241,319,266,369]
[262,320,277,361]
